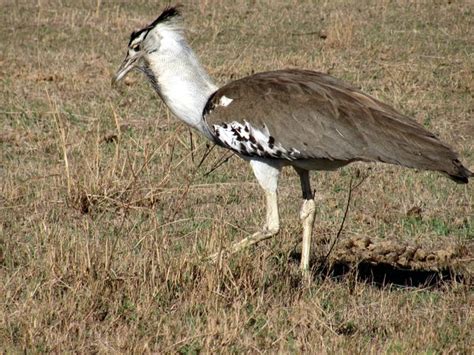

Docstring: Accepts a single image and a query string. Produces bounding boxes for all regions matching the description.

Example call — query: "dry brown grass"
[1,0,473,353]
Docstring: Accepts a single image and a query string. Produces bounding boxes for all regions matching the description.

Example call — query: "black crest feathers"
[129,6,182,45]
[149,6,181,28]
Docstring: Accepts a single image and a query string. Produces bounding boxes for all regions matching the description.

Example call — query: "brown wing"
[203,69,471,182]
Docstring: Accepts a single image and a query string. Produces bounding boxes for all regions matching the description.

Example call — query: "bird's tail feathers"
[447,159,472,184]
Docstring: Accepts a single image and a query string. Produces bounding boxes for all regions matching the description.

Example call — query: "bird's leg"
[295,168,316,271]
[227,189,279,253]
[300,198,316,271]
[208,159,281,262]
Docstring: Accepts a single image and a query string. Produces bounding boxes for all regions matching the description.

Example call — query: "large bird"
[112,7,471,271]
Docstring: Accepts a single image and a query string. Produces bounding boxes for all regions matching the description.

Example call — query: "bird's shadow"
[289,252,467,288]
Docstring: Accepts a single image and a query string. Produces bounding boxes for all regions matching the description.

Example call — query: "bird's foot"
[207,227,278,264]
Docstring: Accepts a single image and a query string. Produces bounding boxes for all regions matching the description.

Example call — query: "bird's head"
[112,6,182,85]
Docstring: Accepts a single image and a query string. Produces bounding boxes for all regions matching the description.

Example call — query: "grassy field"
[1,0,473,352]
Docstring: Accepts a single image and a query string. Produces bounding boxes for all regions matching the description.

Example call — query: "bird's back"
[203,69,471,183]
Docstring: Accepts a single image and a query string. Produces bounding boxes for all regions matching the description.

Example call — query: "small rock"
[414,249,427,261]
[402,246,417,260]
[398,257,408,266]
[386,252,398,263]
[353,236,371,249]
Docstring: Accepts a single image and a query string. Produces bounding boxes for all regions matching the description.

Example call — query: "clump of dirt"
[330,235,472,274]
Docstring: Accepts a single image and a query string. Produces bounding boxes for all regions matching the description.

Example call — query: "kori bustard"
[113,7,472,271]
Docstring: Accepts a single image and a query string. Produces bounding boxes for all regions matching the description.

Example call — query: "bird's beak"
[112,54,137,86]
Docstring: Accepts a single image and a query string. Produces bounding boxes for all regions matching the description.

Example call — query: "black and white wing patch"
[212,120,301,160]
[203,94,301,160]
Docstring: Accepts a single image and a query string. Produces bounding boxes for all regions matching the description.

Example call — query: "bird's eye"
[133,44,140,51]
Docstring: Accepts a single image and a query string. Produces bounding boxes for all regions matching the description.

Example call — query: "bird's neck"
[143,34,218,138]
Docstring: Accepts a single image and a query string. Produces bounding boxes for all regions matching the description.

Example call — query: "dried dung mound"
[330,235,472,274]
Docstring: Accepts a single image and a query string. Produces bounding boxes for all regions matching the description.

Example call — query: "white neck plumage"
[142,30,218,139]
